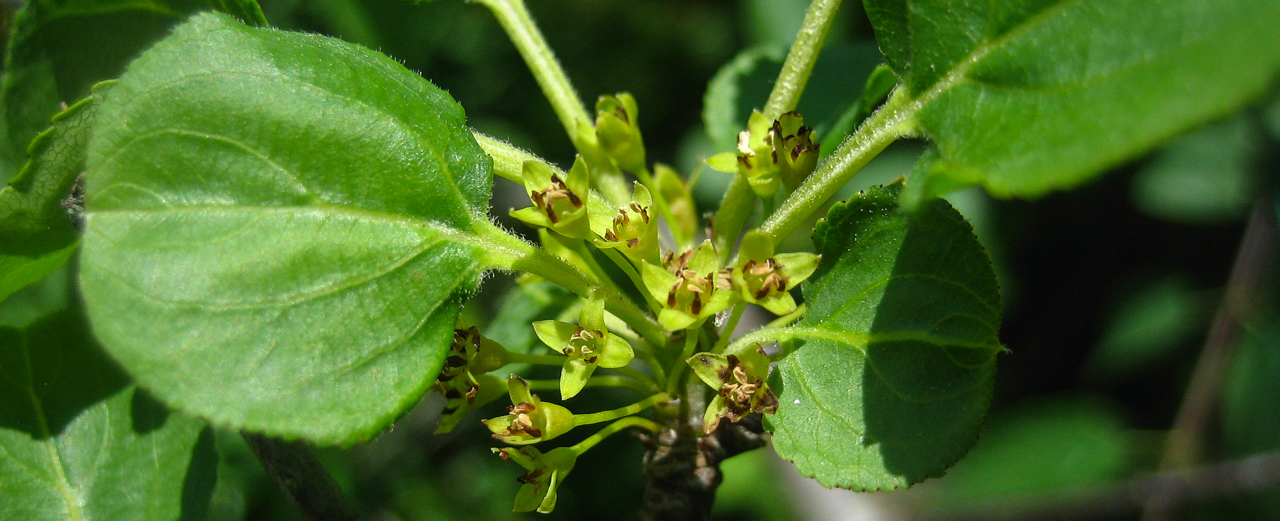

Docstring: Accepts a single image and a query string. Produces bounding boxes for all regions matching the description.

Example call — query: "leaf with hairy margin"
[769,183,1001,490]
[0,84,111,302]
[0,0,267,176]
[80,13,499,444]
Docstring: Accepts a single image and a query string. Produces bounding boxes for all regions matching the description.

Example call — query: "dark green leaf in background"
[0,306,216,521]
[0,0,267,178]
[80,13,494,444]
[482,280,579,357]
[0,84,107,303]
[769,183,1001,490]
[865,0,1280,197]
[932,397,1130,502]
[1131,115,1262,225]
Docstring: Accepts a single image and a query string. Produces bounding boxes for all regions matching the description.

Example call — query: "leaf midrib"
[16,332,85,521]
[85,204,495,311]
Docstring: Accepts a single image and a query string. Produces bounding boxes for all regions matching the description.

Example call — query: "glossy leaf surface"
[80,13,494,444]
[0,307,216,520]
[770,184,1001,490]
[866,0,1280,197]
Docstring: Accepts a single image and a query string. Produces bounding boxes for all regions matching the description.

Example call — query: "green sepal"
[772,112,818,191]
[483,375,575,445]
[731,232,819,315]
[591,182,660,265]
[642,241,737,331]
[686,347,777,434]
[514,158,591,239]
[654,164,698,244]
[495,446,577,513]
[595,92,647,174]
[705,152,739,173]
[435,372,508,435]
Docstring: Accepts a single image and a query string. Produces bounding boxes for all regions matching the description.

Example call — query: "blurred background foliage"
[2,0,1279,519]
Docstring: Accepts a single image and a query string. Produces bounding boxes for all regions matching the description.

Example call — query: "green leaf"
[1085,275,1208,380]
[0,0,268,177]
[1131,115,1261,224]
[866,0,1280,197]
[0,84,109,303]
[0,306,216,521]
[769,183,1001,490]
[932,397,1130,501]
[80,13,496,444]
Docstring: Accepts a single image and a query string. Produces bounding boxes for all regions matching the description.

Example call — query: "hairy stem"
[243,433,360,521]
[762,0,844,120]
[711,177,755,266]
[475,222,666,347]
[472,0,629,204]
[472,131,537,184]
[758,87,913,246]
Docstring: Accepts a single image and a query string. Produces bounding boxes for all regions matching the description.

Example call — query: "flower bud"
[494,446,577,513]
[595,92,647,174]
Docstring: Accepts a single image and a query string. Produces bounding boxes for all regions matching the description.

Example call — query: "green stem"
[526,375,654,396]
[758,87,913,247]
[722,326,790,358]
[570,416,663,454]
[472,130,537,184]
[664,332,701,395]
[505,352,569,366]
[569,239,628,299]
[762,0,844,120]
[710,302,746,354]
[634,166,687,248]
[711,177,756,266]
[475,222,666,347]
[598,247,659,310]
[473,0,629,205]
[573,393,669,426]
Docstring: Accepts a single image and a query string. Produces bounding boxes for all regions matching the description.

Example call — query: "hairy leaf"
[769,184,1001,490]
[0,85,109,302]
[865,0,1280,197]
[80,13,495,444]
[0,307,216,521]
[0,0,267,176]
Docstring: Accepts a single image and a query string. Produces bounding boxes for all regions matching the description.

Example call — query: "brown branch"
[1142,199,1277,520]
[919,450,1280,521]
[243,432,362,521]
[641,378,768,521]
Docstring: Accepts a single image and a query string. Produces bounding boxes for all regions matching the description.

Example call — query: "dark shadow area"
[131,386,172,434]
[181,426,220,521]
[0,306,130,438]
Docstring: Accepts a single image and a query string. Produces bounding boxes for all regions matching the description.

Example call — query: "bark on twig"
[1142,199,1277,520]
[243,432,362,521]
[641,379,768,521]
[920,450,1280,521]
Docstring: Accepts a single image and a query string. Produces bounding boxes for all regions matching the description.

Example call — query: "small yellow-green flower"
[731,231,819,316]
[511,156,592,239]
[640,241,737,331]
[591,182,660,265]
[687,346,778,434]
[482,375,575,445]
[771,112,819,191]
[494,446,577,513]
[432,326,511,434]
[706,110,780,199]
[533,292,634,399]
[595,92,646,174]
